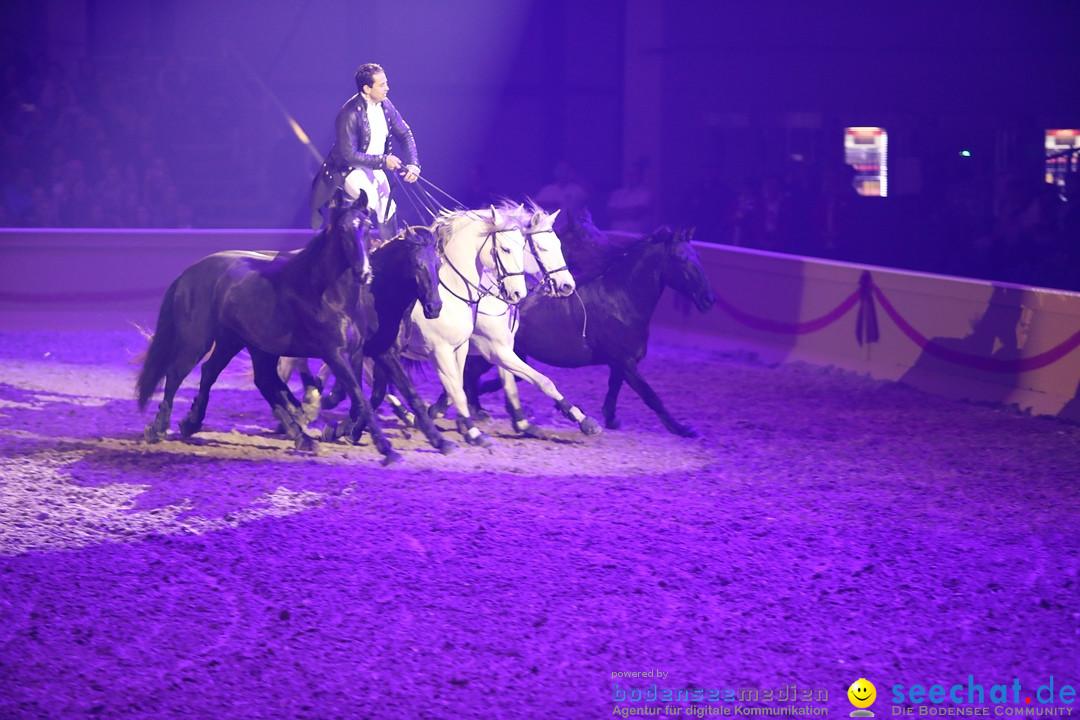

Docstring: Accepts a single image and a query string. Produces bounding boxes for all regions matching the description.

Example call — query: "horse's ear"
[654,225,676,244]
[547,208,561,225]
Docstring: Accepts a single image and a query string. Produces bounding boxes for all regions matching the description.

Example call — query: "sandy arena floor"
[0,329,1078,719]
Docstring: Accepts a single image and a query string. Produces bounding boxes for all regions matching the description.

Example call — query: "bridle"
[522,225,570,296]
[438,216,527,307]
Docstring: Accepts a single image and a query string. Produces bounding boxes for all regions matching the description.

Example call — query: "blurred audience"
[606,157,654,235]
[535,160,589,216]
[1,49,191,229]
[3,44,1076,293]
[689,158,1079,292]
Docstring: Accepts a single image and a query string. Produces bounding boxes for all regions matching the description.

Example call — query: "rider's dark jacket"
[308,94,419,229]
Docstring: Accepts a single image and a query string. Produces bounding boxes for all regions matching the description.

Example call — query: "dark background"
[3,0,1079,288]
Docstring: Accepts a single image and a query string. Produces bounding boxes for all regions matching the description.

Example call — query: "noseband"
[486,228,528,301]
[522,227,570,295]
[439,220,527,306]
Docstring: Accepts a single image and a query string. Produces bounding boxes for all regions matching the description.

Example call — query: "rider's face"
[364,72,389,102]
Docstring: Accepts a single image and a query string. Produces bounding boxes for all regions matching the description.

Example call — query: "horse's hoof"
[437,439,459,455]
[300,406,320,426]
[380,450,404,466]
[178,417,200,438]
[301,388,321,422]
[389,404,413,426]
[320,390,344,410]
[465,431,493,448]
[347,421,369,446]
[518,423,550,440]
[144,425,163,444]
[674,424,699,438]
[427,404,446,420]
[473,408,492,423]
[321,421,340,442]
[605,417,622,430]
[294,434,317,453]
[579,417,603,436]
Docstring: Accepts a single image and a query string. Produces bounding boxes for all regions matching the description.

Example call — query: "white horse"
[382,202,601,447]
[372,206,529,446]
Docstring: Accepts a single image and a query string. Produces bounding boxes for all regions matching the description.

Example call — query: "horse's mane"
[556,209,659,282]
[371,225,433,272]
[432,206,518,242]
[289,201,370,276]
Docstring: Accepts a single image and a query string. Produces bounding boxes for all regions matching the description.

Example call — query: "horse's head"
[330,190,375,284]
[480,206,529,305]
[519,206,576,297]
[658,227,715,313]
[402,225,443,319]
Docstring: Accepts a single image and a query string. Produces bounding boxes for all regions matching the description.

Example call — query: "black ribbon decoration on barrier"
[856,270,880,346]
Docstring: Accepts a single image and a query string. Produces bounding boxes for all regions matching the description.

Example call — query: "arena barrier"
[2,228,1079,422]
[651,243,1080,423]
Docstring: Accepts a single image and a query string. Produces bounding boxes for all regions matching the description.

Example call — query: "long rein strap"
[437,230,510,308]
[392,174,446,224]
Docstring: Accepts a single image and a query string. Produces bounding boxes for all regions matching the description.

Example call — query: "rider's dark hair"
[355,63,384,95]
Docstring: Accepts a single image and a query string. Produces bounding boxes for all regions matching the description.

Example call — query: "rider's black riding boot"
[377,214,399,244]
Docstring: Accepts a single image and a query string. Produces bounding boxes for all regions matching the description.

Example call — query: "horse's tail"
[136,281,179,410]
[400,355,428,378]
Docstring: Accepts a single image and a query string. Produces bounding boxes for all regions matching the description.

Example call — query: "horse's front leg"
[374,352,457,454]
[618,359,699,438]
[429,354,492,421]
[483,344,601,437]
[250,349,316,452]
[432,343,492,448]
[323,351,402,466]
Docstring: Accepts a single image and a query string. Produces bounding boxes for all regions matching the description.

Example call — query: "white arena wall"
[3,228,1079,423]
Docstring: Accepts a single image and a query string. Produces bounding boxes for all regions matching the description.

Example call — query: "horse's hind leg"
[144,353,205,443]
[429,356,494,420]
[619,361,699,438]
[250,349,315,452]
[493,369,545,438]
[462,354,493,421]
[320,363,346,410]
[279,357,324,424]
[179,334,243,437]
[602,366,626,430]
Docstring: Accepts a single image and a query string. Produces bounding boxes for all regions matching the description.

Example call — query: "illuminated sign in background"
[844,127,889,197]
[1045,129,1079,195]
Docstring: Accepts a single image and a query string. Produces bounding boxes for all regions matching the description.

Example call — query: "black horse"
[442,214,716,437]
[136,198,406,464]
[308,226,458,454]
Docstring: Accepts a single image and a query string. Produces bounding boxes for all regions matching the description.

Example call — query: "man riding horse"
[309,62,421,241]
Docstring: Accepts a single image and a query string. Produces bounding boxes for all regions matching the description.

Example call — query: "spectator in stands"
[607,157,654,235]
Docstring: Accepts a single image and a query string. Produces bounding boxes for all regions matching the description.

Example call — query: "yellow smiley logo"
[848,678,876,708]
